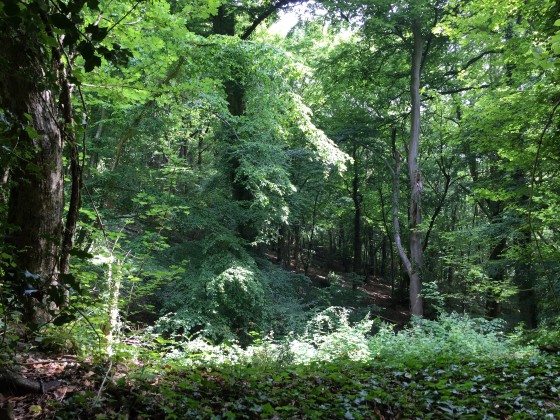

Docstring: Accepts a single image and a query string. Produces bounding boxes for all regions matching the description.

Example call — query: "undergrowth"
[53,311,560,419]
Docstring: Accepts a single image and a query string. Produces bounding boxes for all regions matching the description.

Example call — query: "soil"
[291,256,411,326]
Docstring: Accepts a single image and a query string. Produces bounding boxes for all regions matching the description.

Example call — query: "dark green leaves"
[86,0,100,11]
[77,41,101,72]
[2,0,21,17]
[57,355,560,418]
[50,13,75,30]
[53,313,77,326]
[85,24,109,42]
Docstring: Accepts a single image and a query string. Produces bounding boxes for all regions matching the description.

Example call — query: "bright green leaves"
[55,312,560,418]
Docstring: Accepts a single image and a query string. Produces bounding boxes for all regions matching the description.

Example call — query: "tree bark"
[0,370,61,396]
[0,26,65,323]
[391,17,425,316]
[407,18,424,316]
[352,147,363,273]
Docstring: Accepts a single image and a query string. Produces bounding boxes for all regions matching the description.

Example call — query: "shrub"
[369,312,531,368]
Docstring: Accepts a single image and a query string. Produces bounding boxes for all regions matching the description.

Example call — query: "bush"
[369,312,531,367]
[155,252,268,344]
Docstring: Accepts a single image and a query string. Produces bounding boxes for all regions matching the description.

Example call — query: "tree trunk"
[352,147,362,273]
[293,223,301,270]
[106,258,122,356]
[485,236,507,318]
[304,191,321,276]
[0,27,65,324]
[407,18,424,316]
[390,18,425,316]
[515,229,537,328]
[278,223,291,268]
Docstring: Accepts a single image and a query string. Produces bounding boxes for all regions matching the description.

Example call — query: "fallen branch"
[0,370,61,396]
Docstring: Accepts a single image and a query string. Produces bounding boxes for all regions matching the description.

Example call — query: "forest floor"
[306,269,411,326]
[2,258,560,418]
[1,255,414,419]
[3,347,560,419]
[293,253,411,326]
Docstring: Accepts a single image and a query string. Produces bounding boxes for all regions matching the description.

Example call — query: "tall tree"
[0,0,122,324]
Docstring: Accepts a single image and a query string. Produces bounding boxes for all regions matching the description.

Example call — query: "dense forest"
[1,0,560,417]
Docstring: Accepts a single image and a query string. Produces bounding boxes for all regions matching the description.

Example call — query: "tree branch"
[433,84,492,96]
[112,56,186,170]
[240,0,307,40]
[391,127,412,275]
[444,49,503,77]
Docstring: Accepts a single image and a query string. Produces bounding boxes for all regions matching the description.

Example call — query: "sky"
[268,9,302,36]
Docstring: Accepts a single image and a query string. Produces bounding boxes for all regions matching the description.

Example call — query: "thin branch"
[434,84,492,96]
[112,56,186,170]
[443,49,503,77]
[528,96,560,310]
[106,0,143,35]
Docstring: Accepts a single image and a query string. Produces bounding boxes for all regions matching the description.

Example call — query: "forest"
[1,0,560,417]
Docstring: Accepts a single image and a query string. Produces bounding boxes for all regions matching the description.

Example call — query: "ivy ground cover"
[55,354,560,419]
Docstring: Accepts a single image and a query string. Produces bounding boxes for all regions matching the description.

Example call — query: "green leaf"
[85,24,108,42]
[53,313,77,326]
[50,13,74,30]
[84,55,102,72]
[70,248,94,259]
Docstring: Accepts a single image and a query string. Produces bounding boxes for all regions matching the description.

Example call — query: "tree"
[1,0,83,324]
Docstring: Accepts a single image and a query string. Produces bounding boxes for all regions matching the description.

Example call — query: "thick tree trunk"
[0,28,65,324]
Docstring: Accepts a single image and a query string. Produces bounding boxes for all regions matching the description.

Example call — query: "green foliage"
[369,313,524,368]
[4,1,560,417]
[257,258,313,336]
[56,314,559,419]
[155,253,268,344]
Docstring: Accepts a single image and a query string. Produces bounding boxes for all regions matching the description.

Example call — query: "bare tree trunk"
[391,129,412,281]
[352,147,363,273]
[390,18,425,317]
[407,18,424,316]
[106,258,122,357]
[293,223,301,270]
[88,107,106,173]
[304,191,321,276]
